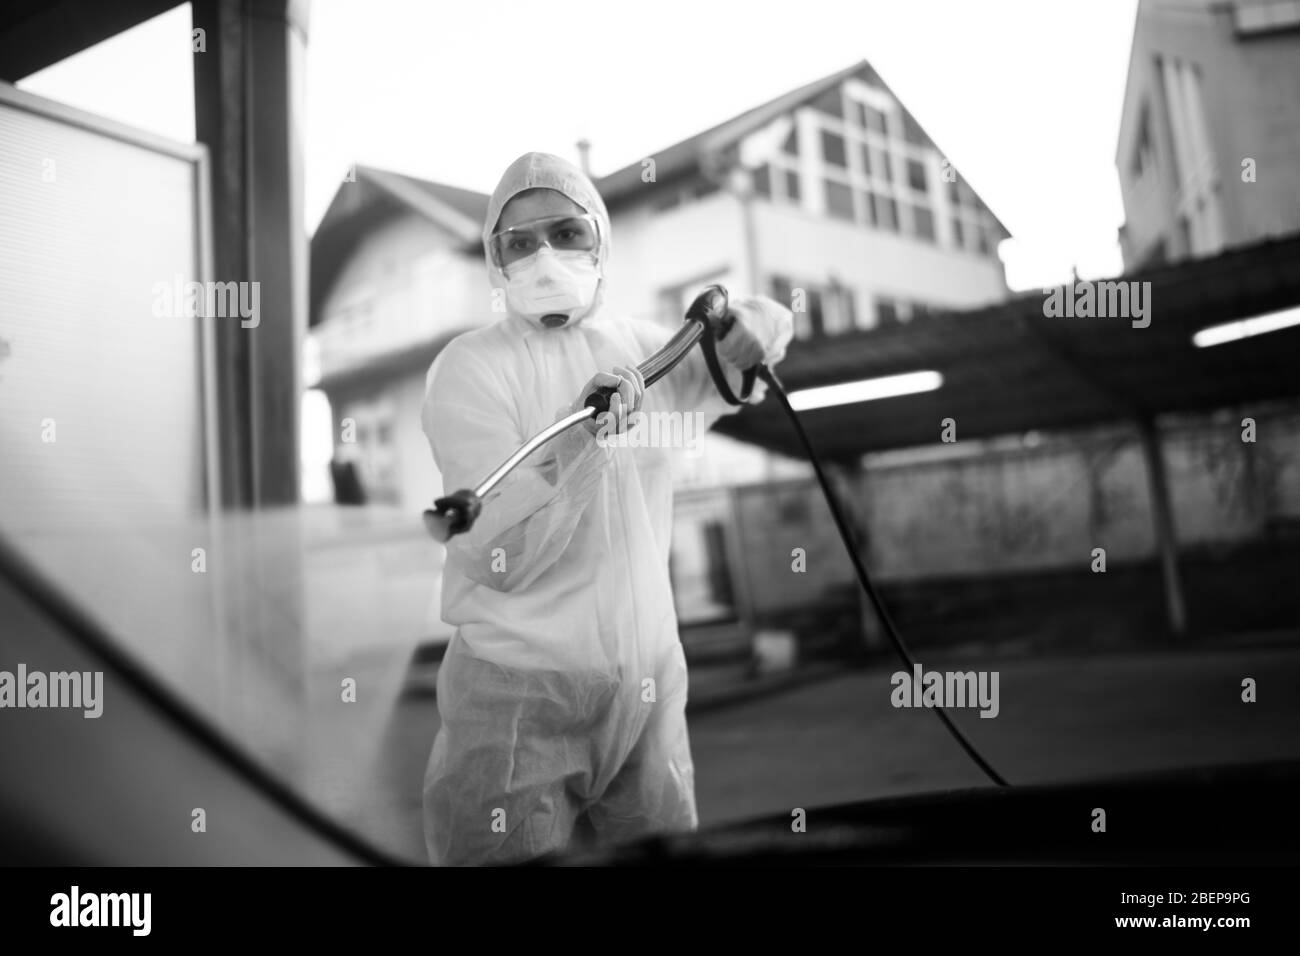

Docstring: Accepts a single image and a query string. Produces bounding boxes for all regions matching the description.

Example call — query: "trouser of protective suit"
[422,635,698,866]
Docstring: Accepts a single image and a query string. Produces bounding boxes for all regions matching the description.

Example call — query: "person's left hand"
[716,305,767,369]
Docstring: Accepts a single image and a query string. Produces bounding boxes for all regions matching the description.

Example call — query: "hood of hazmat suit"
[420,151,793,866]
[481,151,612,331]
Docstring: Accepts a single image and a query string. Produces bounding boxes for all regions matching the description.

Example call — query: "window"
[822,283,856,335]
[824,179,855,221]
[876,296,899,325]
[864,192,900,232]
[952,218,964,248]
[948,178,960,206]
[811,86,844,119]
[669,516,737,625]
[875,194,898,231]
[769,275,793,313]
[1233,0,1300,34]
[1130,104,1154,179]
[693,179,720,200]
[771,274,848,339]
[874,148,893,182]
[785,169,801,202]
[782,128,799,157]
[907,158,927,192]
[977,226,991,256]
[859,143,872,177]
[821,130,847,168]
[912,205,936,242]
[805,288,824,336]
[863,191,877,227]
[854,297,877,330]
[791,303,815,340]
[853,101,868,129]
[753,164,771,199]
[862,104,888,134]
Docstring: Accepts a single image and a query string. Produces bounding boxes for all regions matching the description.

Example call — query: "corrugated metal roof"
[713,232,1300,459]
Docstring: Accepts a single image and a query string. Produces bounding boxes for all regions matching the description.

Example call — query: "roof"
[309,165,490,327]
[377,168,491,226]
[0,0,181,82]
[596,60,872,206]
[713,231,1300,460]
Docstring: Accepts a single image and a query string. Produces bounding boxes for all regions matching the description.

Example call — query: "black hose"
[757,365,1010,788]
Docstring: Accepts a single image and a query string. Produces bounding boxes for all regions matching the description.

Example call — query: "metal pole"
[1137,415,1188,636]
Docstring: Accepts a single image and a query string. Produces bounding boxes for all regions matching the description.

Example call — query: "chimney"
[576,138,592,176]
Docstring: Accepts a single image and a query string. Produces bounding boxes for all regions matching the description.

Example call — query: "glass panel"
[913,205,936,241]
[876,295,899,325]
[824,179,855,221]
[874,147,893,181]
[863,190,877,227]
[821,130,847,167]
[876,194,898,231]
[907,158,928,192]
[810,86,844,118]
[863,104,888,134]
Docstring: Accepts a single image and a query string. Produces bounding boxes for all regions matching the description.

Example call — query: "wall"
[603,189,750,322]
[732,403,1300,604]
[752,199,1009,325]
[312,209,494,381]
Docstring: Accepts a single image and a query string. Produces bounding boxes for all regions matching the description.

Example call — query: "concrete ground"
[301,640,1300,863]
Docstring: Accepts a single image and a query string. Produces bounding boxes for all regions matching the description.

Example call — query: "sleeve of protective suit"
[421,342,612,593]
[637,293,794,432]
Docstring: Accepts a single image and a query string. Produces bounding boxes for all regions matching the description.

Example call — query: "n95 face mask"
[503,247,601,328]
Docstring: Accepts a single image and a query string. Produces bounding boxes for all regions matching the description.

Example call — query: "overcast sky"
[18,0,1139,291]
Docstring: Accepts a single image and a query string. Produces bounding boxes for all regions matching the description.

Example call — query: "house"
[308,166,494,509]
[1115,0,1300,270]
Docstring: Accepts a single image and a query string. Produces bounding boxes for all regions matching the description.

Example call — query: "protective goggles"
[489,213,601,268]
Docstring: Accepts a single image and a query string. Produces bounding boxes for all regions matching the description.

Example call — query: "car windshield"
[3,1,1300,868]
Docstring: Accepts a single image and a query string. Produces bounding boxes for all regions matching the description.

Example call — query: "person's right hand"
[569,365,644,437]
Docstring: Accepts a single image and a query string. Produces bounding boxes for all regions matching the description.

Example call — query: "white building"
[1115,0,1300,269]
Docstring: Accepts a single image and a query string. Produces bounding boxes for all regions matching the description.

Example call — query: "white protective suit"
[421,152,793,866]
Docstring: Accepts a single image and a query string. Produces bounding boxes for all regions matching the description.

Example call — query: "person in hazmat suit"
[420,151,793,866]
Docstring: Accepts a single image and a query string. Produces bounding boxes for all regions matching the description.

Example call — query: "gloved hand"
[565,365,645,437]
[716,302,772,370]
